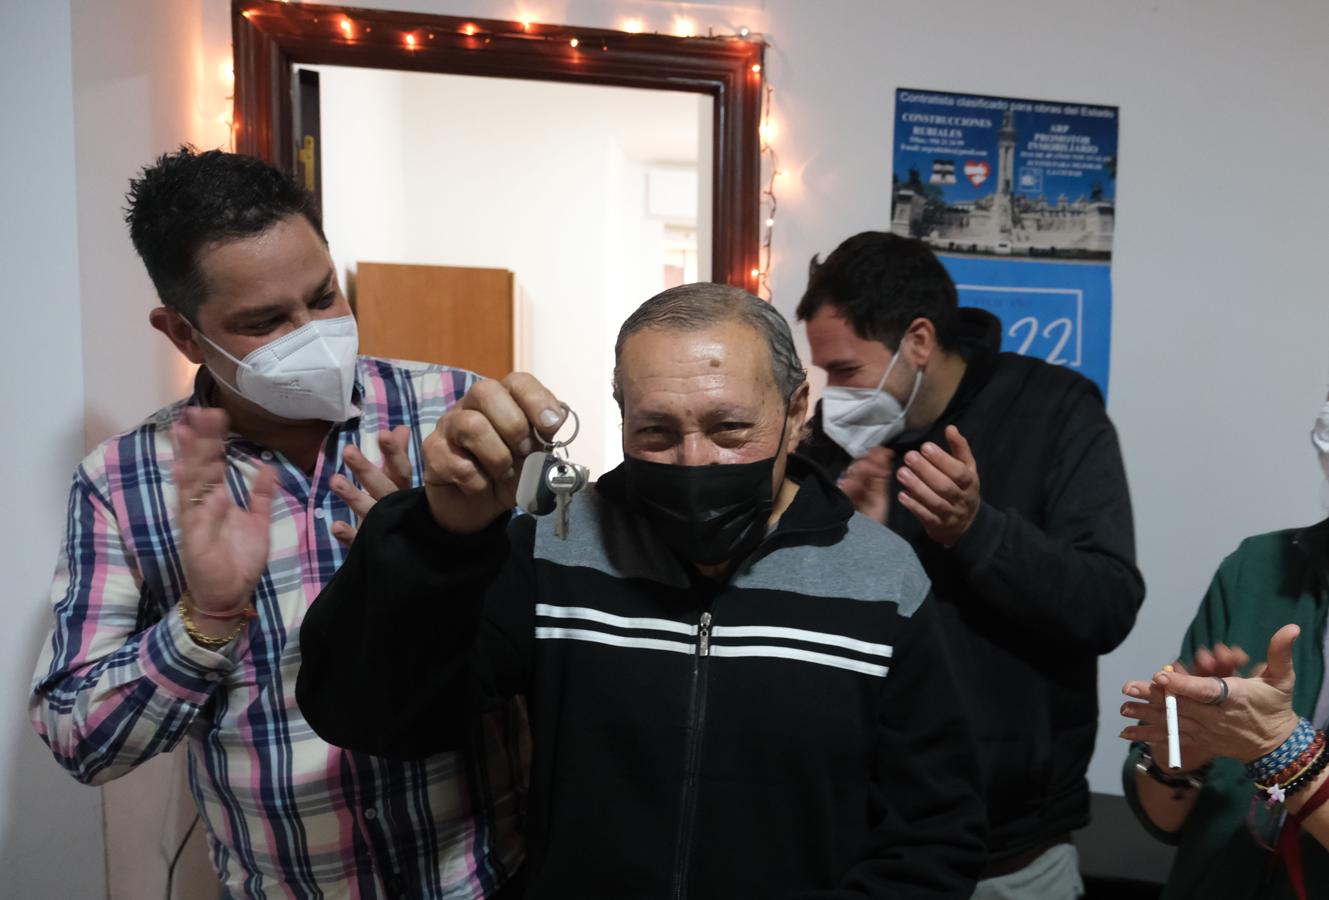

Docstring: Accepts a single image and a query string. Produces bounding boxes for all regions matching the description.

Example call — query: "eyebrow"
[225,272,337,327]
[305,270,336,303]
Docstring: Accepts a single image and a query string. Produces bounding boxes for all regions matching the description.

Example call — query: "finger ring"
[189,496,206,505]
[1207,676,1229,706]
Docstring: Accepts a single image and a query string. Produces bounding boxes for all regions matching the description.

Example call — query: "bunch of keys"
[515,403,589,539]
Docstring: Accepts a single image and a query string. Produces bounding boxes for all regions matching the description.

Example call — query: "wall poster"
[892,88,1119,397]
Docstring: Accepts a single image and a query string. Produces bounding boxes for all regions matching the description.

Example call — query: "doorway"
[304,66,713,472]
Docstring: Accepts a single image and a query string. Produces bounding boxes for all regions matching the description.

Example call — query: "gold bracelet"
[178,599,248,650]
[181,590,257,622]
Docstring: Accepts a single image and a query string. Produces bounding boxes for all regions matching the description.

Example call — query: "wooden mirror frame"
[233,0,764,291]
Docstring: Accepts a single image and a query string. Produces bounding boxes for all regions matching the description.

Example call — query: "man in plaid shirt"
[28,148,526,898]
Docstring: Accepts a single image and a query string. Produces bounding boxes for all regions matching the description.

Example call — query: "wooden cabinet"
[354,262,525,379]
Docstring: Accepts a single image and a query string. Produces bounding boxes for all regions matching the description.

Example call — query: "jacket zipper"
[670,610,712,900]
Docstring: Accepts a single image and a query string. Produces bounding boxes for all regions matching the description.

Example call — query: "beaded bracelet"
[1258,731,1328,793]
[1248,718,1316,782]
[1282,743,1329,800]
[1258,734,1329,807]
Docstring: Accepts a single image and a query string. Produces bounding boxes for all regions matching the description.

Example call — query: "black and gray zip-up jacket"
[297,455,987,899]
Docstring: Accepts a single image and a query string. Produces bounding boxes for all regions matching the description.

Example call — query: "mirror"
[305,64,714,472]
[233,0,762,475]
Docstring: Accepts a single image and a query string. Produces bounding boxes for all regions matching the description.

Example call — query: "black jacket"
[802,309,1144,864]
[297,456,986,899]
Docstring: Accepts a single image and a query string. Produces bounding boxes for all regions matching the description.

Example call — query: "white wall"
[73,0,233,445]
[68,2,235,896]
[315,66,410,291]
[0,2,105,897]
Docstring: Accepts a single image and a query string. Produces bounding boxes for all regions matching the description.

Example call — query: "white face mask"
[196,315,361,422]
[1312,399,1329,481]
[821,347,923,459]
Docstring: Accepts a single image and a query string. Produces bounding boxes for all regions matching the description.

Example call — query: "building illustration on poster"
[892,89,1119,397]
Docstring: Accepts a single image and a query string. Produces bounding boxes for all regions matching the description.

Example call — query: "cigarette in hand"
[1164,665,1182,769]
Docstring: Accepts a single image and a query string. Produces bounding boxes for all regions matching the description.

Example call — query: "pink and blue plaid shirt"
[30,357,527,898]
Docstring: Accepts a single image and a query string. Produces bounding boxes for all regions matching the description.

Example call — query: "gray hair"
[612,282,808,409]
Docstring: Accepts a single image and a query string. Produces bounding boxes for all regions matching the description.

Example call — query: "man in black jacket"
[798,233,1143,899]
[296,283,986,898]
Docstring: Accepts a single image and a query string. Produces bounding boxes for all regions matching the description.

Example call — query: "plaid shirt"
[30,357,527,899]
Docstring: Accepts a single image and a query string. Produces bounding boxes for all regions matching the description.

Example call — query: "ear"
[900,317,939,370]
[783,382,811,456]
[149,306,206,365]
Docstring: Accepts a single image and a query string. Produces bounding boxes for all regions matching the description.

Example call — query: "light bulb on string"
[621,17,644,33]
[756,80,779,302]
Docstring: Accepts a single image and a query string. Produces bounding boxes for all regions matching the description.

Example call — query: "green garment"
[1122,520,1329,898]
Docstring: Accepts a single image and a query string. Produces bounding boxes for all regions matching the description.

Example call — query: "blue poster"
[891,88,1119,398]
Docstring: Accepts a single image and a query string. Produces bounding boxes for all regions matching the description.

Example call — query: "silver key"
[513,404,590,538]
[546,459,589,539]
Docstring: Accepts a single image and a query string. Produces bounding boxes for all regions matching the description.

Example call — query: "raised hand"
[423,373,566,534]
[329,425,413,546]
[172,407,277,615]
[1120,626,1302,766]
[839,447,893,523]
[897,425,981,547]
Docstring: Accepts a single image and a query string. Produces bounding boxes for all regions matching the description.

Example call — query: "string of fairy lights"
[229,8,782,300]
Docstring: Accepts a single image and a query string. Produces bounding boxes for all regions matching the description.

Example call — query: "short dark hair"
[612,283,807,409]
[124,146,326,320]
[795,232,959,350]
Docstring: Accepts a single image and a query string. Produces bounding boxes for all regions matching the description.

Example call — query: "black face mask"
[621,454,776,567]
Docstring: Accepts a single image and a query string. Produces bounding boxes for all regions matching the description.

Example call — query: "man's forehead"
[806,308,887,366]
[621,322,769,375]
[619,322,779,410]
[194,219,332,317]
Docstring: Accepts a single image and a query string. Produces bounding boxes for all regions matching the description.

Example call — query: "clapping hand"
[896,425,981,547]
[172,407,277,615]
[839,447,893,523]
[329,425,414,546]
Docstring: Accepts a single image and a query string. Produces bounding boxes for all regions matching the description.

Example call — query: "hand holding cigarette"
[1119,626,1304,767]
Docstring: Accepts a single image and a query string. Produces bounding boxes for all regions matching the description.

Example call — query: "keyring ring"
[1207,676,1229,706]
[535,403,579,452]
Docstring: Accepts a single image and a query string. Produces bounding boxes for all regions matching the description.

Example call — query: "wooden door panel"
[355,263,513,378]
